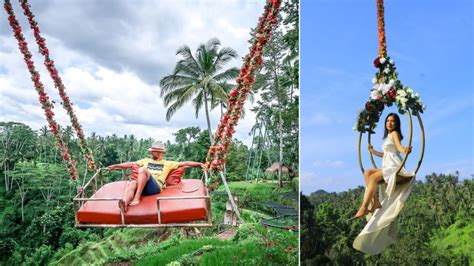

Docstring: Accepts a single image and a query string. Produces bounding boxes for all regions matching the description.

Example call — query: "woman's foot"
[350,207,369,220]
[368,201,382,213]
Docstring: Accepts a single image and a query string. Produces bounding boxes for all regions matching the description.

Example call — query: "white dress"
[353,133,415,255]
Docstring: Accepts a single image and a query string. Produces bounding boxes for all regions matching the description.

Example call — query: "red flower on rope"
[19,0,96,170]
[205,0,280,179]
[4,0,77,179]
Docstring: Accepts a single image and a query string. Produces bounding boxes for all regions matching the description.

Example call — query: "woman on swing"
[351,113,412,220]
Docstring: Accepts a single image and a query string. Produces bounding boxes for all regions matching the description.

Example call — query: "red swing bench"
[73,167,212,228]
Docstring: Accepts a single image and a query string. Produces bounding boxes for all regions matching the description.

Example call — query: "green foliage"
[219,181,295,209]
[136,238,227,265]
[430,217,474,264]
[301,173,474,264]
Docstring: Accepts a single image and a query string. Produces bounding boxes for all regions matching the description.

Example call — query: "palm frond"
[159,74,198,96]
[213,47,238,71]
[163,84,198,107]
[176,45,203,74]
[192,90,204,118]
[165,85,199,121]
[213,68,239,82]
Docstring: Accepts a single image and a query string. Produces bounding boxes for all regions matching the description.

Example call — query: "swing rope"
[205,0,281,180]
[18,0,96,171]
[376,0,387,58]
[4,0,77,179]
[202,0,281,225]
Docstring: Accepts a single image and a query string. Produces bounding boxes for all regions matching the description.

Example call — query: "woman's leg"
[364,169,376,186]
[354,169,383,218]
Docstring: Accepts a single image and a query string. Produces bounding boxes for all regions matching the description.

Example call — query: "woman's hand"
[404,146,412,155]
[368,145,374,153]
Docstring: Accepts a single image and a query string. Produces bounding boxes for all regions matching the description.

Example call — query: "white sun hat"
[148,141,166,152]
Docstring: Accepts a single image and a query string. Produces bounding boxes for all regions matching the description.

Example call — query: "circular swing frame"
[357,110,425,182]
[356,0,426,183]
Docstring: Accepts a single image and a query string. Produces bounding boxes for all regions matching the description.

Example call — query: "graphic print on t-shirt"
[147,163,164,172]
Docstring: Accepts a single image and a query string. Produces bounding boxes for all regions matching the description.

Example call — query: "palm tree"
[160,38,239,143]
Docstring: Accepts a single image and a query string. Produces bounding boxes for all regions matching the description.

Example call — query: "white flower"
[389,59,394,65]
[371,89,382,100]
[381,83,392,94]
[407,88,414,94]
[379,57,386,64]
[422,104,426,110]
[397,90,407,98]
[415,93,419,98]
[372,77,377,84]
[384,67,390,74]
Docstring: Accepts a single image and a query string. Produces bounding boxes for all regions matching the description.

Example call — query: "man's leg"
[121,180,137,212]
[130,167,150,205]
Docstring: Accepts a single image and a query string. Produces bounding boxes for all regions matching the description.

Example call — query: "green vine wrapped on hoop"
[354,56,425,134]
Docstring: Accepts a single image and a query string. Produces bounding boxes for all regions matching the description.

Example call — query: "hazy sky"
[301,0,474,193]
[0,0,264,144]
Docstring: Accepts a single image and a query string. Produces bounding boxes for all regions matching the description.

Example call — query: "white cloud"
[0,1,265,147]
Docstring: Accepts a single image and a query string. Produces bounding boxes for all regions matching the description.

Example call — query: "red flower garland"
[376,0,387,58]
[19,0,96,171]
[4,0,77,179]
[205,0,281,182]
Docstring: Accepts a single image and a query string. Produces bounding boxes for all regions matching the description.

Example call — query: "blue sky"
[301,0,474,193]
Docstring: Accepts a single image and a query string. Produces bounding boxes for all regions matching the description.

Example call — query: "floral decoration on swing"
[354,56,426,133]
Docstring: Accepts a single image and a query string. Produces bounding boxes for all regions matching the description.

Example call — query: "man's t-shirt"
[135,158,179,189]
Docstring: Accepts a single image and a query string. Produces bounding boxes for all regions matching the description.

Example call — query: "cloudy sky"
[0,0,264,144]
[301,0,473,193]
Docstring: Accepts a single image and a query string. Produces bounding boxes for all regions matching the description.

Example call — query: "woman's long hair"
[383,113,403,140]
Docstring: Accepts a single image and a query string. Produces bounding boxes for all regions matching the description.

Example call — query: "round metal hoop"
[358,110,425,176]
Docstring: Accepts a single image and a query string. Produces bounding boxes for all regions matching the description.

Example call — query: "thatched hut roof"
[265,162,290,173]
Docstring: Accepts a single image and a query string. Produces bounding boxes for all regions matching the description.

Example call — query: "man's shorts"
[142,174,161,196]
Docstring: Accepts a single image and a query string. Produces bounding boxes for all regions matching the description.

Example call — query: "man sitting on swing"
[107,141,205,212]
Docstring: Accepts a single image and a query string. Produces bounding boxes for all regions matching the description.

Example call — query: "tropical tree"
[160,38,239,143]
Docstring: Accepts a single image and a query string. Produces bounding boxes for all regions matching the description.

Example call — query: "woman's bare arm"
[391,131,411,155]
[369,145,384,158]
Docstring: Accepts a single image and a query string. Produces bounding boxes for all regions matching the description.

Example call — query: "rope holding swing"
[203,0,282,225]
[4,0,77,179]
[376,0,387,58]
[19,0,96,171]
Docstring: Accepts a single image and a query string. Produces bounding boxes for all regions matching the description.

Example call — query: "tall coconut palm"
[160,38,239,143]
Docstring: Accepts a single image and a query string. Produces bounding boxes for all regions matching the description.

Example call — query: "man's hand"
[107,165,117,171]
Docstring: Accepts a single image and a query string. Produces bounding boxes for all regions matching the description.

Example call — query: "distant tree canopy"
[300,173,473,264]
[0,122,256,265]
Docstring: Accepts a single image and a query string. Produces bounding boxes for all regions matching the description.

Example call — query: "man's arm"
[107,162,134,171]
[178,161,205,169]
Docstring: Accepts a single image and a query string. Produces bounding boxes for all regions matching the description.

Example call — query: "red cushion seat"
[76,179,208,225]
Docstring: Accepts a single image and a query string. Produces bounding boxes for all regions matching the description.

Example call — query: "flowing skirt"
[353,153,415,255]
